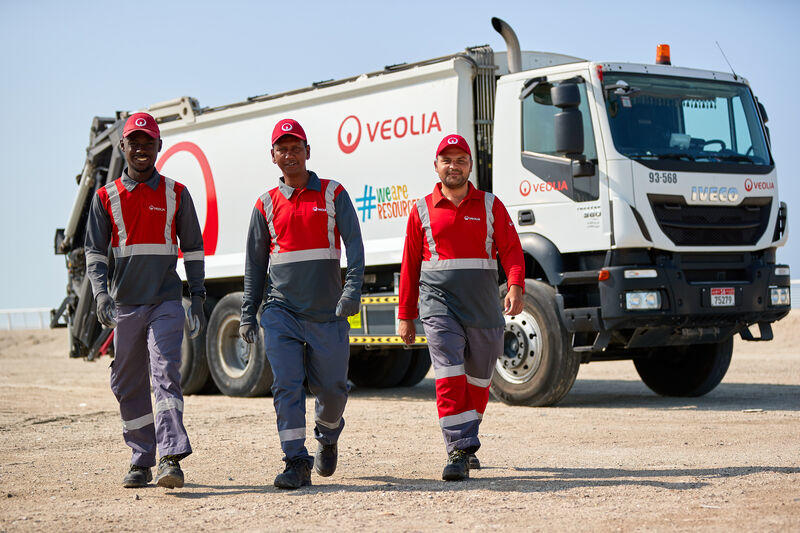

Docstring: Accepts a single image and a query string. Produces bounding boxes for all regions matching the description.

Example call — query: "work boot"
[155,455,184,489]
[122,465,152,488]
[468,453,481,469]
[442,449,470,481]
[314,443,338,477]
[274,459,312,490]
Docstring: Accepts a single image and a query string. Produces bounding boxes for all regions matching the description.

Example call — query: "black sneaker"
[122,465,152,488]
[467,453,481,469]
[274,459,312,490]
[442,449,470,481]
[314,443,338,477]
[155,455,184,489]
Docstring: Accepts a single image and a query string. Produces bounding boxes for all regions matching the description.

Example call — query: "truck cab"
[488,50,791,405]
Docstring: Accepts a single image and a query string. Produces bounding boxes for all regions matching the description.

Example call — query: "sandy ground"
[1,313,798,532]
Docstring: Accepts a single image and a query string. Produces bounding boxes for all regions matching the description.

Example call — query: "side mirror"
[756,98,769,124]
[552,83,584,157]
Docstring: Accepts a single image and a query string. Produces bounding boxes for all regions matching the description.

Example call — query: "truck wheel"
[206,292,273,397]
[490,280,580,407]
[633,337,733,397]
[398,348,432,387]
[179,297,216,395]
[349,348,412,388]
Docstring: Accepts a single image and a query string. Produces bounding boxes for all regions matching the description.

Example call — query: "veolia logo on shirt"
[312,206,326,212]
[464,216,481,221]
[149,205,166,212]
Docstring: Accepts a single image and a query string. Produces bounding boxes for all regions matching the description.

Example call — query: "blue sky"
[1,0,797,308]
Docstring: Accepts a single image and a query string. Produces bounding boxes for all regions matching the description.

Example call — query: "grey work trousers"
[111,300,191,467]
[422,315,504,453]
[261,305,350,465]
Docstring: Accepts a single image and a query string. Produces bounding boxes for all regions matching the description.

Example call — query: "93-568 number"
[649,172,678,184]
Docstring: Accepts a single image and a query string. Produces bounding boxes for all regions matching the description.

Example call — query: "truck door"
[494,69,610,254]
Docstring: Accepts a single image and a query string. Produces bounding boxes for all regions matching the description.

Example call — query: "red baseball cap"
[436,134,471,157]
[271,118,307,145]
[123,112,160,139]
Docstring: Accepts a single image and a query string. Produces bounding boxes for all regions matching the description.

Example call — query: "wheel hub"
[495,310,543,384]
[217,315,252,378]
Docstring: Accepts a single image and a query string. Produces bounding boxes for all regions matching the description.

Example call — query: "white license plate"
[711,287,735,307]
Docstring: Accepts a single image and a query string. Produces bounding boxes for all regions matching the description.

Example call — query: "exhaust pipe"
[491,17,521,74]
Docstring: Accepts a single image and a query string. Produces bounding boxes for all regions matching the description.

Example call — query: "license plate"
[710,287,735,307]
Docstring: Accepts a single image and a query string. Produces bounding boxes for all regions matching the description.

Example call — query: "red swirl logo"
[338,115,362,154]
[744,178,753,192]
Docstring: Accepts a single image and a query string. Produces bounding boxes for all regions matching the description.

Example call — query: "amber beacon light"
[656,44,671,65]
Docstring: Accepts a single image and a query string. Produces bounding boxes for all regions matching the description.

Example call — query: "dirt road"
[1,315,798,531]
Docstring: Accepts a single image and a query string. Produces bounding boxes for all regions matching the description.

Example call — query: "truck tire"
[490,280,580,407]
[397,348,432,387]
[206,292,273,397]
[633,337,733,397]
[179,297,217,395]
[349,347,412,388]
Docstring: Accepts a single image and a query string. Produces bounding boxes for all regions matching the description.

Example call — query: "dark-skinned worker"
[240,118,364,490]
[84,112,206,489]
[398,134,524,481]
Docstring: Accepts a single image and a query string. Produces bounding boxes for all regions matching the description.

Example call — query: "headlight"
[624,269,658,279]
[770,287,790,306]
[775,266,790,277]
[625,291,661,310]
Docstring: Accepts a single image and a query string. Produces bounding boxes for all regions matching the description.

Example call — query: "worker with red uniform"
[84,112,207,488]
[240,119,364,489]
[398,134,524,481]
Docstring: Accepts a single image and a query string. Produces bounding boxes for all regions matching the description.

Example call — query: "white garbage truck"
[53,18,790,404]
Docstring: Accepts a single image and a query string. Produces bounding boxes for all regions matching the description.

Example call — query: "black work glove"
[95,292,117,328]
[239,322,258,344]
[335,296,360,318]
[186,295,207,339]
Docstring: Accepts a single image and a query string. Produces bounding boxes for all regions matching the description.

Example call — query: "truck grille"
[648,194,772,246]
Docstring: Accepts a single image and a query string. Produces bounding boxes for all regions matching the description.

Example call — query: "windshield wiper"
[712,154,757,163]
[653,153,696,161]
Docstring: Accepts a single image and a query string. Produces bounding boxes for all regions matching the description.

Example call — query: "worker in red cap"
[398,133,524,481]
[84,112,207,488]
[240,118,364,489]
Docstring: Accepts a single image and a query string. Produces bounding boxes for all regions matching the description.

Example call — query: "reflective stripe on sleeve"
[417,199,438,261]
[121,412,154,431]
[483,192,495,258]
[325,180,339,250]
[105,182,127,246]
[164,178,177,245]
[466,374,492,388]
[439,410,479,428]
[112,243,179,258]
[85,252,108,266]
[183,250,205,261]
[278,427,306,442]
[270,248,341,265]
[434,364,465,380]
[261,192,280,254]
[154,397,184,414]
[421,258,497,271]
[315,417,342,430]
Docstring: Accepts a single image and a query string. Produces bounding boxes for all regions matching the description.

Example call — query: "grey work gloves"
[95,292,117,328]
[335,296,360,318]
[186,295,207,339]
[239,322,257,344]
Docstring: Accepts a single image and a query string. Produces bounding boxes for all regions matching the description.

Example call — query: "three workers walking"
[88,113,523,488]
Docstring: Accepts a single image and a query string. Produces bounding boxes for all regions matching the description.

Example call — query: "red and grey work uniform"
[399,182,524,453]
[85,170,205,467]
[242,171,364,466]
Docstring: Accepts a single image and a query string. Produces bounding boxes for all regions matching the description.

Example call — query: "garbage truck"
[52,18,790,405]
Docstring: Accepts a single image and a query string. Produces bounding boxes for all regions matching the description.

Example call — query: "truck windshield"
[604,73,771,169]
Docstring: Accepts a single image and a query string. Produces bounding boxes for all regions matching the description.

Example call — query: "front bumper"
[557,262,791,349]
